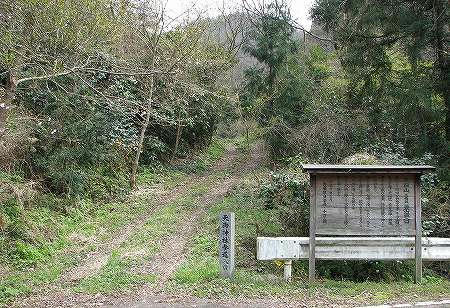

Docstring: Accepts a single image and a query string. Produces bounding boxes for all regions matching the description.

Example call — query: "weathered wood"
[414,176,422,283]
[309,175,316,282]
[300,164,435,283]
[302,164,435,174]
[219,212,235,278]
[314,174,416,236]
[257,237,450,261]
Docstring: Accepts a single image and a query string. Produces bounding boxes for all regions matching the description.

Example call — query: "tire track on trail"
[14,142,265,308]
[61,179,195,284]
[14,165,210,307]
[107,142,266,307]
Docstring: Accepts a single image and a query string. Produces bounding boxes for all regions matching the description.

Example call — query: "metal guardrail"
[257,237,450,281]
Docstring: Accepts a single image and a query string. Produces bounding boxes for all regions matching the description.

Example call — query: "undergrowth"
[171,167,450,304]
[0,137,227,306]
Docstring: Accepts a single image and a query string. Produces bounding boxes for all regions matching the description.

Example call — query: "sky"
[165,0,315,30]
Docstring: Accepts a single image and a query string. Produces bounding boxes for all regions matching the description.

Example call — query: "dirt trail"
[14,141,266,308]
[148,142,263,290]
[62,178,195,284]
[150,177,237,289]
[107,142,266,307]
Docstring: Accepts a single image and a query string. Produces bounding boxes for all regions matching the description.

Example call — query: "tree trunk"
[0,70,17,140]
[171,120,182,163]
[129,61,155,190]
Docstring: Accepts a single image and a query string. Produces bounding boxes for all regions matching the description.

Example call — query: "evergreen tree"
[312,0,449,141]
[244,1,299,86]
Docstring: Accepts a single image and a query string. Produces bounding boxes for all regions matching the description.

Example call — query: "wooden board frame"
[303,165,434,284]
[414,175,422,283]
[309,175,316,282]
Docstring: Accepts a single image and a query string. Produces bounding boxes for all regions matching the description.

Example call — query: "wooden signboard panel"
[302,164,435,284]
[315,174,416,236]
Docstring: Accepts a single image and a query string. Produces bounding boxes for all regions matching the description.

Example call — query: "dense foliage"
[0,0,234,261]
[0,1,233,191]
[242,0,449,280]
[0,0,448,284]
[312,0,449,142]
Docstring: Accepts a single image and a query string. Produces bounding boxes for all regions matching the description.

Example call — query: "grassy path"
[62,180,195,284]
[5,138,450,308]
[9,139,253,307]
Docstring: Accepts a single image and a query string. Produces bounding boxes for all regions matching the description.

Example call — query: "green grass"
[0,167,192,306]
[74,252,156,294]
[171,170,450,306]
[174,138,227,174]
[174,255,219,285]
[137,166,187,189]
[0,170,25,183]
[204,138,227,163]
[0,247,79,306]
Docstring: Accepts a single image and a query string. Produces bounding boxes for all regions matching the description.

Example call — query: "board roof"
[302,164,435,174]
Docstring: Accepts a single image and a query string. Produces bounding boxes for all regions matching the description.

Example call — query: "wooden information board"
[315,174,416,236]
[303,164,434,284]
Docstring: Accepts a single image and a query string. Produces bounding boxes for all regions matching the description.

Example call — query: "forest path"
[14,140,266,307]
[61,179,195,284]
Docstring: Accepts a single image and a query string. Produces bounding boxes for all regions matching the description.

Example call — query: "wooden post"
[284,260,292,282]
[301,165,433,285]
[219,212,235,278]
[414,176,422,283]
[309,175,316,283]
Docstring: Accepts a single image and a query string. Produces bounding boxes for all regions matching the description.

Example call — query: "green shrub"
[316,260,416,282]
[423,181,449,238]
[1,198,29,240]
[11,240,46,267]
[259,163,447,281]
[341,153,380,165]
[259,171,309,236]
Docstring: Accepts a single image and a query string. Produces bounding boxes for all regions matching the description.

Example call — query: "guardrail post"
[284,260,292,282]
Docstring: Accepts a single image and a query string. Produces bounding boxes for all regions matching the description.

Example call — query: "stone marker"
[219,212,235,278]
